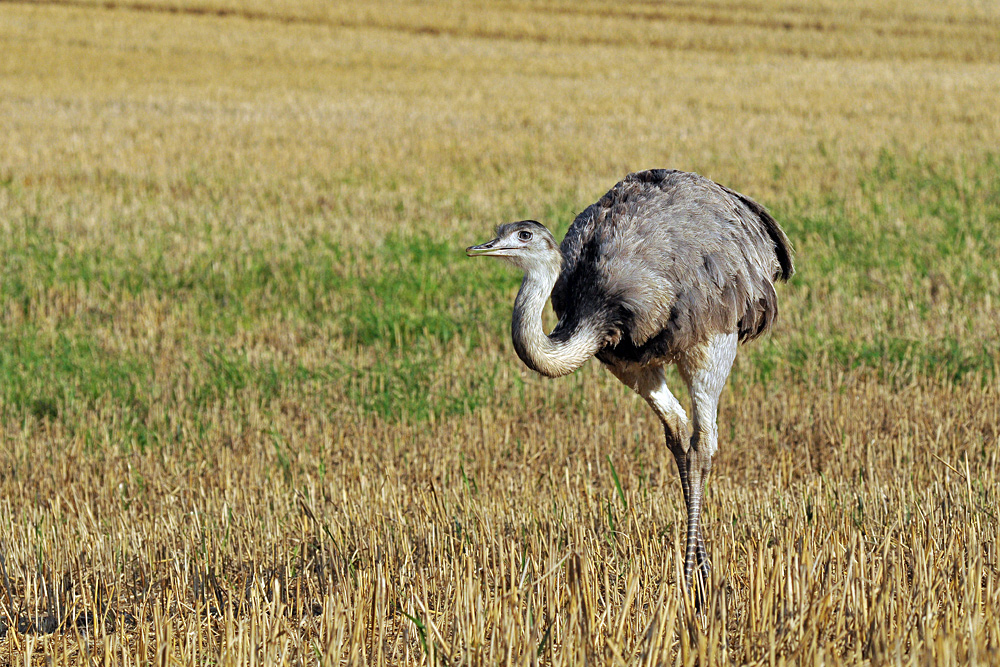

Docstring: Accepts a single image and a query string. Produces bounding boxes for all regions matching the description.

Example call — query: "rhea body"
[467,169,793,593]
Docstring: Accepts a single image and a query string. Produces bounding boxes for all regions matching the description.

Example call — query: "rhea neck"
[510,252,600,378]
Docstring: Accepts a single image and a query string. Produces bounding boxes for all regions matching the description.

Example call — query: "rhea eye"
[518,230,532,242]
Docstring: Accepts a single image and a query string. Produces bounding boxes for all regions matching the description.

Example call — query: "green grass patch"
[782,149,999,295]
[2,152,996,433]
[341,235,516,351]
[0,328,151,427]
[743,151,1000,384]
[0,224,521,427]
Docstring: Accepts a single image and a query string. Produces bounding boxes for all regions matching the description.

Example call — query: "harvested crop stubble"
[1,0,998,663]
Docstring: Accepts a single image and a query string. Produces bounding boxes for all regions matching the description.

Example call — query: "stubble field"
[1,0,999,664]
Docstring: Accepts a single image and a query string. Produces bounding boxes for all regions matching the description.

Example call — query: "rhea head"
[466,220,562,277]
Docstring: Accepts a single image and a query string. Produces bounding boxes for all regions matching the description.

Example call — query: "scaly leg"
[677,332,738,599]
[607,364,694,582]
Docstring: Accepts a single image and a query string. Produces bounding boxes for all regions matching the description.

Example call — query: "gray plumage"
[468,169,794,600]
[551,169,792,366]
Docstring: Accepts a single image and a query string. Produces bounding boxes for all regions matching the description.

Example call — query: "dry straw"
[1,0,998,663]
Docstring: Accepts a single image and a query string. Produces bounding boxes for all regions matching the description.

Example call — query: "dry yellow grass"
[0,0,998,664]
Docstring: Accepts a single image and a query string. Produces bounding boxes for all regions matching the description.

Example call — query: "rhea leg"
[607,365,695,577]
[608,364,688,441]
[677,332,739,594]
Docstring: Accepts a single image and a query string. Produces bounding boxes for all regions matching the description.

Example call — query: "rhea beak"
[466,238,505,257]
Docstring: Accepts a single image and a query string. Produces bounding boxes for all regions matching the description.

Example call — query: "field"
[1,0,999,664]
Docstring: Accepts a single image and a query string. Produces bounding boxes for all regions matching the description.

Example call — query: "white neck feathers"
[510,264,601,378]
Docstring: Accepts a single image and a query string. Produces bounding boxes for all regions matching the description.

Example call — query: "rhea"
[467,169,793,594]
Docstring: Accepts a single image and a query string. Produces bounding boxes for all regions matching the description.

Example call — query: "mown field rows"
[1,0,998,664]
